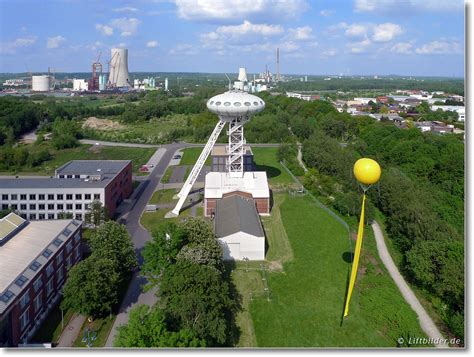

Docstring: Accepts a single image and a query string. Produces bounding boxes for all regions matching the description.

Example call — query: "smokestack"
[108,48,131,88]
[276,47,280,81]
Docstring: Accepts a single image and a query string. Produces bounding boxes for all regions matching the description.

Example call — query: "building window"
[2,194,8,200]
[11,204,17,210]
[45,263,54,277]
[63,228,72,236]
[76,194,82,200]
[21,204,27,210]
[20,308,30,331]
[38,214,45,220]
[29,214,36,220]
[47,194,54,200]
[11,194,18,200]
[75,175,80,179]
[57,204,64,210]
[48,204,54,210]
[38,194,45,200]
[66,194,73,200]
[48,213,54,219]
[67,175,73,179]
[85,194,91,200]
[94,194,100,200]
[2,204,7,210]
[34,294,42,313]
[29,194,36,200]
[56,252,63,265]
[53,238,63,247]
[30,261,41,271]
[20,291,30,309]
[20,194,27,200]
[66,204,73,210]
[39,204,45,210]
[15,275,28,287]
[33,277,43,292]
[59,175,64,179]
[46,278,54,297]
[66,255,72,269]
[29,204,36,210]
[75,204,82,210]
[57,194,63,200]
[75,246,81,260]
[57,268,64,283]
[0,290,15,303]
[75,214,82,220]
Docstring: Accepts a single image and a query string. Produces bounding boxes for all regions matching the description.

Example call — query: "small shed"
[214,195,265,261]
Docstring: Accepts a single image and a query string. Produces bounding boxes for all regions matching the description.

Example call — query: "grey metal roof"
[56,160,130,176]
[214,195,264,238]
[0,177,111,189]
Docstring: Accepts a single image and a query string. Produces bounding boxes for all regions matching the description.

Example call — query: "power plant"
[108,48,131,88]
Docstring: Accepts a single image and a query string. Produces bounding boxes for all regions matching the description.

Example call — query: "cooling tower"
[108,48,131,88]
[238,67,248,82]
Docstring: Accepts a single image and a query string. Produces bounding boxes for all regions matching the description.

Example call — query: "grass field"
[238,194,428,347]
[180,147,211,166]
[0,143,156,176]
[140,207,191,233]
[251,147,294,185]
[30,305,74,345]
[149,189,178,205]
[160,166,174,183]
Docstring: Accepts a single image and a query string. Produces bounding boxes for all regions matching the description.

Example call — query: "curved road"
[372,222,448,348]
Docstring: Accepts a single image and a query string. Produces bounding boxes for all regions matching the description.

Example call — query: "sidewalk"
[56,314,86,348]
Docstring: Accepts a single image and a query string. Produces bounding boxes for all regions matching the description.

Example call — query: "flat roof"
[215,195,264,238]
[56,160,131,176]
[204,171,269,199]
[0,177,111,189]
[0,218,81,314]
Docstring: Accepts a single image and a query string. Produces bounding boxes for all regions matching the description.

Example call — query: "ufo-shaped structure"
[169,90,267,217]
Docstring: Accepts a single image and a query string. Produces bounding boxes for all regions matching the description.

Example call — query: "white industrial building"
[214,195,265,260]
[31,76,51,92]
[72,79,88,92]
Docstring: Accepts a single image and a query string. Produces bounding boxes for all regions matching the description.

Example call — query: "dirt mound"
[82,117,125,131]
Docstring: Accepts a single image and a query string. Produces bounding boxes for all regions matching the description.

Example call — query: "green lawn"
[242,194,428,347]
[73,316,115,348]
[30,305,74,345]
[160,166,174,184]
[0,143,156,176]
[251,147,294,185]
[140,207,191,233]
[180,147,211,166]
[149,189,178,205]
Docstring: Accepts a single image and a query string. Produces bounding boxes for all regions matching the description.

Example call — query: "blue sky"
[0,0,465,76]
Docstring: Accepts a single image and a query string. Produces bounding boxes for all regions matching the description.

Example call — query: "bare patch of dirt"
[82,117,125,131]
[268,261,283,272]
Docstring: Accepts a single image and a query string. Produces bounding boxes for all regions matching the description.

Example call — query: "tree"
[114,304,206,347]
[181,217,216,244]
[159,260,236,345]
[84,200,108,227]
[61,256,119,318]
[176,239,223,271]
[88,221,137,277]
[51,117,79,149]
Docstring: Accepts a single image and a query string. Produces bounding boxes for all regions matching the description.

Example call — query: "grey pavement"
[372,221,448,348]
[57,314,86,348]
[169,165,187,183]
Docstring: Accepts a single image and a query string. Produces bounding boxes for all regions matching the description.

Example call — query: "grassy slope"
[149,189,178,205]
[249,194,428,347]
[0,143,156,176]
[251,147,293,185]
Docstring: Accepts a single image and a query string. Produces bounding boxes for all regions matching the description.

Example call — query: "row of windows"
[2,203,92,211]
[0,193,101,201]
[24,213,84,221]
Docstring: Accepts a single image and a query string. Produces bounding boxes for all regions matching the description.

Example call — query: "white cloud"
[286,26,313,41]
[348,38,371,53]
[146,40,159,48]
[345,23,368,38]
[174,0,308,22]
[372,23,402,42]
[113,6,138,12]
[96,24,114,36]
[169,43,198,55]
[47,35,66,49]
[321,48,337,57]
[0,36,36,54]
[110,17,141,36]
[320,9,334,16]
[391,42,413,54]
[415,40,462,55]
[354,0,463,13]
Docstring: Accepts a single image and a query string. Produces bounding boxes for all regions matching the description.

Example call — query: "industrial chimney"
[108,48,131,88]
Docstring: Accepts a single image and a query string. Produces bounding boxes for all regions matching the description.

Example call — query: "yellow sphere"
[353,158,381,185]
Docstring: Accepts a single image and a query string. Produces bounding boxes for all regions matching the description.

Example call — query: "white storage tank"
[31,75,51,92]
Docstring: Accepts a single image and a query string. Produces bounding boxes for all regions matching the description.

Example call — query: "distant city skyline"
[0,0,465,77]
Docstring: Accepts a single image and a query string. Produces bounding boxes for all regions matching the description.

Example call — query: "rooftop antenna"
[224,73,232,90]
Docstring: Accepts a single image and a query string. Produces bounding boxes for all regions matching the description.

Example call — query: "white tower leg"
[228,116,247,178]
[169,120,226,216]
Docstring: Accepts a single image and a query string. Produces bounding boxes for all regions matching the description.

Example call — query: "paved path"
[372,221,448,348]
[296,142,308,173]
[57,314,85,348]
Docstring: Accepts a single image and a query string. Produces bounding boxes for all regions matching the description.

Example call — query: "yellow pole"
[343,193,366,317]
